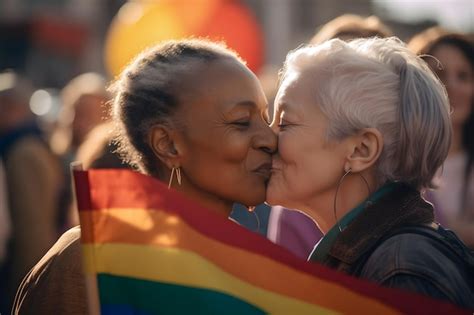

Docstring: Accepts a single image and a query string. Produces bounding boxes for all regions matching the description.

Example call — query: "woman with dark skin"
[112,39,276,216]
[13,39,276,315]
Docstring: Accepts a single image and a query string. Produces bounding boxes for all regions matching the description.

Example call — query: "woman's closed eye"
[231,119,251,128]
[278,120,293,130]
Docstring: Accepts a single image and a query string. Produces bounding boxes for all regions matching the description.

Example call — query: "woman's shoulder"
[23,225,82,281]
[359,226,474,308]
[13,226,87,315]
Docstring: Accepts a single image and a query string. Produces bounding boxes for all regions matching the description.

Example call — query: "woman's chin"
[241,189,266,207]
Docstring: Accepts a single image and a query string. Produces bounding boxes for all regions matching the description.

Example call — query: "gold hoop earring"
[168,167,182,189]
[333,168,371,232]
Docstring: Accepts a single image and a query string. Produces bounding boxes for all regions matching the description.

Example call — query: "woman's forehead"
[177,59,266,115]
[276,71,316,106]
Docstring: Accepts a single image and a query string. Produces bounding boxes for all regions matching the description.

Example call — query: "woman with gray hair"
[267,37,473,308]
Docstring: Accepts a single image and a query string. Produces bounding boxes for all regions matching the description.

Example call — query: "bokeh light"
[30,89,53,116]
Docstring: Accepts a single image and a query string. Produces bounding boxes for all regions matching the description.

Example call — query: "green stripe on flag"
[98,274,267,315]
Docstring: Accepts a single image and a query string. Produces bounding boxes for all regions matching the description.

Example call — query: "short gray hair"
[281,37,451,189]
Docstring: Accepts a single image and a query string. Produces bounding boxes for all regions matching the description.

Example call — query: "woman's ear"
[148,125,181,168]
[344,128,383,172]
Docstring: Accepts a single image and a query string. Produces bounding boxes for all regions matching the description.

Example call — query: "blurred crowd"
[0,12,473,314]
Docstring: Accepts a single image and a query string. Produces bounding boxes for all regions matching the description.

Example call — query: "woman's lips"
[253,162,272,178]
[271,159,282,172]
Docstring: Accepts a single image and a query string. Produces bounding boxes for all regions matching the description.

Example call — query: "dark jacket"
[309,183,474,309]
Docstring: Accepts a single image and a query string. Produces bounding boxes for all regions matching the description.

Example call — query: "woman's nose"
[254,123,277,154]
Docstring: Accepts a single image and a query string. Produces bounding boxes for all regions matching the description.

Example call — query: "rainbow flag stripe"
[74,169,465,315]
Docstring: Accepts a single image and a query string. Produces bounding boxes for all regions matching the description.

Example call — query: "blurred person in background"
[409,27,474,248]
[50,72,109,164]
[13,121,130,315]
[0,160,10,266]
[309,14,393,45]
[50,72,110,231]
[0,71,62,314]
[75,121,127,171]
[267,14,393,259]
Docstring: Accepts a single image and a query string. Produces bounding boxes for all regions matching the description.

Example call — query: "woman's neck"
[161,169,233,218]
[301,171,377,234]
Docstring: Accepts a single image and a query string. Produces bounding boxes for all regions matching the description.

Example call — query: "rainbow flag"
[74,169,466,315]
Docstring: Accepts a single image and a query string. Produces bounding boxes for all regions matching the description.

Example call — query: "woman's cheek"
[279,134,301,188]
[221,133,252,163]
[277,133,293,163]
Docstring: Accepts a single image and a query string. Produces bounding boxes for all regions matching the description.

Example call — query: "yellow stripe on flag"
[83,243,338,314]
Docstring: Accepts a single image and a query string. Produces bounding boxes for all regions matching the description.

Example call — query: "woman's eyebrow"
[232,100,257,108]
[236,100,257,107]
[223,100,256,112]
[231,100,273,114]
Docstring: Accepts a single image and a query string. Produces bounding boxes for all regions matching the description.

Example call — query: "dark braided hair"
[109,39,243,178]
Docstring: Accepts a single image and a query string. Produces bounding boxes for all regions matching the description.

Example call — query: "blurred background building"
[1,0,472,91]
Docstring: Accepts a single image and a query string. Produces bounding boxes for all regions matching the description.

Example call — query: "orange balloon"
[157,0,222,33]
[104,0,264,76]
[198,1,264,73]
[105,2,186,77]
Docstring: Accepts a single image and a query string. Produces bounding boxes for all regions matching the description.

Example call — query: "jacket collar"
[327,182,434,264]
